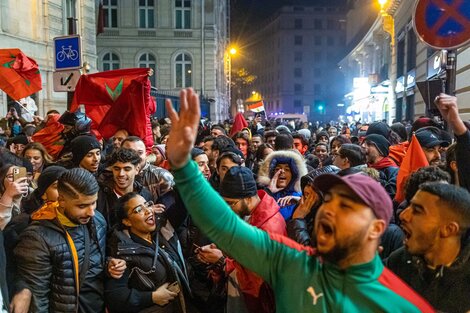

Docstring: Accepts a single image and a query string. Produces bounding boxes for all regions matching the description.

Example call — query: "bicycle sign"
[53,35,81,70]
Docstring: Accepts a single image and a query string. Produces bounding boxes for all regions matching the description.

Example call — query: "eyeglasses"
[131,201,154,215]
[226,199,241,208]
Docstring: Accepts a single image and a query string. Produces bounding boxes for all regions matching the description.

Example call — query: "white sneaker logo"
[307,286,324,305]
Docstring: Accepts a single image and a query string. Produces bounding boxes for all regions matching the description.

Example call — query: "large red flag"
[70,68,156,150]
[394,134,429,203]
[31,113,65,159]
[230,112,248,137]
[0,49,42,100]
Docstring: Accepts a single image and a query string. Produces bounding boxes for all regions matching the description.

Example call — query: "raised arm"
[165,89,302,283]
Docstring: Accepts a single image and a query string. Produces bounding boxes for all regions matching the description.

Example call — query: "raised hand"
[268,169,283,194]
[434,93,466,135]
[165,88,201,169]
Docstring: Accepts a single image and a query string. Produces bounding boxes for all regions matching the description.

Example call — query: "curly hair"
[106,148,141,167]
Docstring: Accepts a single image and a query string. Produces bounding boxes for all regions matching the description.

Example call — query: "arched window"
[175,0,191,29]
[175,53,192,88]
[102,53,120,71]
[138,53,156,86]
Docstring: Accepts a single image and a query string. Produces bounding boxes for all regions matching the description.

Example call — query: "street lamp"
[226,46,237,116]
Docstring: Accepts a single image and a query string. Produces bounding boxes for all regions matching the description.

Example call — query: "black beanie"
[365,134,390,157]
[71,135,101,165]
[12,134,29,145]
[191,148,205,160]
[365,121,390,138]
[36,166,67,197]
[219,166,257,199]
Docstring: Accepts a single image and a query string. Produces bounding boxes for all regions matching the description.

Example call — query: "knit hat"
[364,134,390,156]
[191,147,205,160]
[301,165,339,192]
[365,121,390,138]
[298,129,311,140]
[275,125,291,134]
[313,173,393,225]
[11,134,28,145]
[71,135,101,165]
[219,166,257,199]
[36,166,67,197]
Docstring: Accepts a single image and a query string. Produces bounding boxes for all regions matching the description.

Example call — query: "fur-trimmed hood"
[257,150,308,193]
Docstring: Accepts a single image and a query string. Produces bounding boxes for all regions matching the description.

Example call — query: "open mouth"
[316,219,334,243]
[145,214,155,226]
[401,226,411,243]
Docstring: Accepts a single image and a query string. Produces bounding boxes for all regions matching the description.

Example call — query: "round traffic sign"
[414,0,470,49]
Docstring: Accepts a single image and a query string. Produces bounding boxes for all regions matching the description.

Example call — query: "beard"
[64,209,90,225]
[318,227,368,265]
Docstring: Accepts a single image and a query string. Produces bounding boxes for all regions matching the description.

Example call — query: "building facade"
[341,0,470,124]
[244,3,347,122]
[0,0,98,116]
[96,0,229,121]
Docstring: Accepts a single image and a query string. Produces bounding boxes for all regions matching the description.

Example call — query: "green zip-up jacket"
[174,161,435,313]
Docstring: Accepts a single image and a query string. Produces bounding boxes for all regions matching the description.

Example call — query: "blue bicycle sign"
[54,35,81,70]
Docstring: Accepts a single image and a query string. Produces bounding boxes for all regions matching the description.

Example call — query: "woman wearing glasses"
[105,193,195,313]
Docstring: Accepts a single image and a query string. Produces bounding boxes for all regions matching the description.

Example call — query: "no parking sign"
[414,0,470,49]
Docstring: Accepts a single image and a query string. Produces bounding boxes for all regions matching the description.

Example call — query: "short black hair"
[58,168,99,199]
[211,125,226,134]
[293,133,308,146]
[203,135,215,143]
[107,148,141,167]
[115,192,140,225]
[404,166,450,202]
[419,182,470,229]
[212,136,235,152]
[264,130,278,140]
[337,144,366,167]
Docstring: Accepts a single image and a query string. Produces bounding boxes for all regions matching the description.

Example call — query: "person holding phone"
[105,192,196,313]
[0,164,29,230]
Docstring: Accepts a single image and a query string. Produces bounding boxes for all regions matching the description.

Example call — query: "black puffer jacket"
[13,202,107,313]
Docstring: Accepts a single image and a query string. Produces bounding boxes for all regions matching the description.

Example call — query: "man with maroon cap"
[164,88,435,312]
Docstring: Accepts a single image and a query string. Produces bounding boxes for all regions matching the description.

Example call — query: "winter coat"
[137,163,174,201]
[105,229,194,313]
[368,157,398,200]
[257,150,308,221]
[225,190,286,313]
[385,242,470,313]
[0,230,8,312]
[13,202,107,313]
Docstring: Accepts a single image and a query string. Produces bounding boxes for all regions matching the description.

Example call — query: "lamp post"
[226,46,237,116]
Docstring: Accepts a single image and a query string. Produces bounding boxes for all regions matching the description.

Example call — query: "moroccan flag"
[0,49,42,100]
[70,68,156,150]
[248,101,265,113]
[32,113,65,159]
[394,134,429,203]
[230,112,248,137]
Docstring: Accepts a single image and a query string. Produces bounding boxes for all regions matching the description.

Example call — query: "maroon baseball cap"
[313,173,393,225]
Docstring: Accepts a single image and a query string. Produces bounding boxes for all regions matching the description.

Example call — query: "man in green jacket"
[164,88,435,313]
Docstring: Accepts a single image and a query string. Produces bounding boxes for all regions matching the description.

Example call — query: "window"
[103,0,118,28]
[327,19,336,29]
[138,53,156,86]
[327,36,334,46]
[102,53,120,71]
[294,19,303,29]
[397,39,405,77]
[407,29,417,70]
[294,100,302,107]
[175,53,192,88]
[294,52,302,62]
[294,68,302,78]
[314,19,323,30]
[65,0,77,18]
[314,51,322,60]
[314,36,322,45]
[294,35,303,45]
[175,0,191,29]
[294,84,303,92]
[139,0,155,28]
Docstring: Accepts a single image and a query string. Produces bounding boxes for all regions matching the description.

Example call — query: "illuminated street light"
[230,47,237,55]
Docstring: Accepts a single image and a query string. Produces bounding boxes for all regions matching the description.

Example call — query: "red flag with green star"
[70,68,156,150]
[0,49,42,100]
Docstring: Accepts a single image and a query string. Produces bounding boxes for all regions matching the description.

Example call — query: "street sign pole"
[67,17,77,110]
[445,50,457,96]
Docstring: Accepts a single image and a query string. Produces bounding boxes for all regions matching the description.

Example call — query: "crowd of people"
[0,89,469,313]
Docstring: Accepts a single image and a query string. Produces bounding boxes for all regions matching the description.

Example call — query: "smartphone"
[167,281,180,293]
[13,166,27,181]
